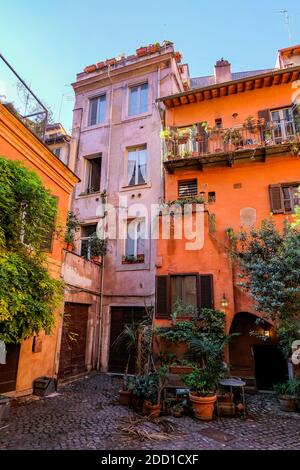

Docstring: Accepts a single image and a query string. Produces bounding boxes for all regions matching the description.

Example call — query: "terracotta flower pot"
[146,403,161,418]
[136,47,148,57]
[278,395,296,412]
[84,64,97,73]
[119,389,131,406]
[106,58,116,67]
[189,393,217,421]
[169,365,193,375]
[97,61,106,70]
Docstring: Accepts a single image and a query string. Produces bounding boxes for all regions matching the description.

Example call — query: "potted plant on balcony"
[106,58,116,67]
[148,43,161,53]
[223,128,243,148]
[136,46,148,57]
[273,380,298,412]
[169,359,194,375]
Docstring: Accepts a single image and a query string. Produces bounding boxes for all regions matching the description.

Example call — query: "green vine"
[0,156,64,344]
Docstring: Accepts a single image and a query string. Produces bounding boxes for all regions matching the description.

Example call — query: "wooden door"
[58,303,89,379]
[108,307,146,373]
[0,343,20,393]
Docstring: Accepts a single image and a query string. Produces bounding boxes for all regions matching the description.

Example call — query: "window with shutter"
[155,276,170,318]
[197,274,214,309]
[178,179,198,198]
[155,274,214,318]
[269,184,284,214]
[269,183,299,214]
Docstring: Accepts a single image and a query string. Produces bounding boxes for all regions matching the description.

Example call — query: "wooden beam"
[237,82,245,92]
[173,97,181,106]
[254,78,263,89]
[195,91,203,101]
[228,84,237,94]
[212,88,220,98]
[180,95,189,105]
[264,76,273,87]
[245,80,254,91]
[189,94,196,103]
[282,72,292,83]
[204,90,212,100]
[220,87,228,97]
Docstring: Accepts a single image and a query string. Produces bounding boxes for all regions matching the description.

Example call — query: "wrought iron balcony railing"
[162,118,300,162]
[0,54,48,140]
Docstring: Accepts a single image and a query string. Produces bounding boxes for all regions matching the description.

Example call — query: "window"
[171,275,197,310]
[80,224,97,259]
[155,274,214,318]
[128,83,148,116]
[269,183,299,214]
[88,95,106,126]
[270,107,295,143]
[215,118,222,129]
[53,147,61,158]
[84,156,101,193]
[124,218,145,261]
[208,191,216,203]
[178,179,198,198]
[127,147,147,186]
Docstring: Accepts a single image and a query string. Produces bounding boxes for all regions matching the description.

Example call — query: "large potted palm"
[112,323,138,406]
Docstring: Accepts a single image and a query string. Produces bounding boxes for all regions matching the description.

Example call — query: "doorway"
[0,343,20,393]
[108,306,146,373]
[58,303,89,379]
[253,345,288,390]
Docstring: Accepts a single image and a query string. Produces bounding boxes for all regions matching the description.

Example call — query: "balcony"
[0,54,48,140]
[162,118,300,171]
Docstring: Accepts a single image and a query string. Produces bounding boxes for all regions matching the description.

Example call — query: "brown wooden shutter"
[258,109,270,125]
[197,274,214,310]
[269,184,284,214]
[155,275,170,318]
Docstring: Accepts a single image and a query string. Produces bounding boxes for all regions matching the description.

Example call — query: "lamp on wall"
[263,329,270,338]
[220,293,229,309]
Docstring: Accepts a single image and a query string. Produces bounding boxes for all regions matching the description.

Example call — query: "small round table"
[219,378,246,417]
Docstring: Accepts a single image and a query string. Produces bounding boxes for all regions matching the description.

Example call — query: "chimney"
[214,58,232,84]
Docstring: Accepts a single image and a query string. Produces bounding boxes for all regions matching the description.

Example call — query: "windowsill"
[121,112,152,124]
[76,191,102,199]
[120,182,151,192]
[81,123,109,132]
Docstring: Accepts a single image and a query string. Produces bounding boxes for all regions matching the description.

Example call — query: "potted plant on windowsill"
[122,254,144,264]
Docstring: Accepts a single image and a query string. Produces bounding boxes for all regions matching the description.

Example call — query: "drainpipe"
[97,66,114,372]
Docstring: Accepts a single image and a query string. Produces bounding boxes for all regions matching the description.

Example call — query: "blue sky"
[1,0,299,132]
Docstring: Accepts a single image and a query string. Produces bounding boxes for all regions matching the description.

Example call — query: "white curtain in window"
[127,152,136,185]
[139,148,147,183]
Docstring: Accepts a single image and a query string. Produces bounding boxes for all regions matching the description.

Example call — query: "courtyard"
[0,373,300,451]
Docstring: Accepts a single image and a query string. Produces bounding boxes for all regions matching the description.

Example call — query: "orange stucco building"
[155,47,300,391]
[0,103,79,395]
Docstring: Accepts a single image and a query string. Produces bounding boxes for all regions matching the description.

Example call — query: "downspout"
[54,107,83,379]
[97,66,114,372]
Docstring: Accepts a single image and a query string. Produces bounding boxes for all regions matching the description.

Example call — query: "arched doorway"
[229,312,288,391]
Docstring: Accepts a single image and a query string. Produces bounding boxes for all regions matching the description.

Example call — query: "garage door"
[0,344,20,393]
[58,303,89,379]
[109,306,146,373]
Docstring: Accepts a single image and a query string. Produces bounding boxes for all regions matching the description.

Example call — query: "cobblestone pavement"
[0,373,300,450]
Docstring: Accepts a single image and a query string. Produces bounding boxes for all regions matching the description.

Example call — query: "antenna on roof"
[276,9,292,44]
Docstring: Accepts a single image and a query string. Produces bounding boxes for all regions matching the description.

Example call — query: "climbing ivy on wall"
[0,156,64,344]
